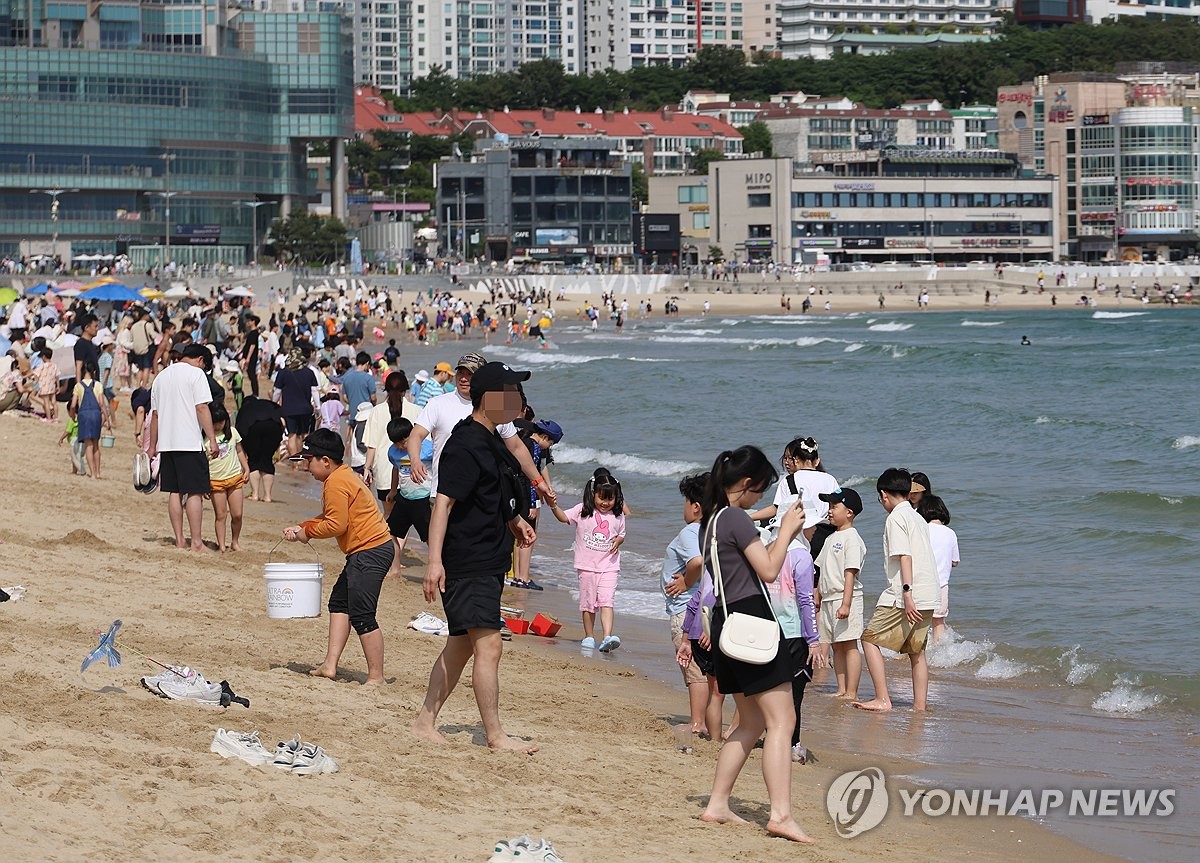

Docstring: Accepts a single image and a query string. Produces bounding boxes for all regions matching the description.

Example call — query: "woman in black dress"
[697,445,813,843]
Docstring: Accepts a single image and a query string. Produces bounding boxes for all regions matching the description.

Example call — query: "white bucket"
[264,560,324,618]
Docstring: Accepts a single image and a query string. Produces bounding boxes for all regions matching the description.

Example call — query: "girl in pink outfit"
[548,469,627,653]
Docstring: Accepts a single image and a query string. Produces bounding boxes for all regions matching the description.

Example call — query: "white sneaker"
[210,729,273,766]
[141,665,192,696]
[291,742,338,775]
[488,839,522,861]
[408,612,449,635]
[597,635,621,653]
[513,837,565,862]
[272,736,301,769]
[157,672,222,705]
[791,742,817,764]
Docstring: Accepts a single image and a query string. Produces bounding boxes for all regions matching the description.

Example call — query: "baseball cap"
[354,401,373,421]
[456,352,487,373]
[291,429,345,463]
[533,419,564,443]
[434,361,453,374]
[469,361,530,397]
[819,488,863,516]
[414,369,429,382]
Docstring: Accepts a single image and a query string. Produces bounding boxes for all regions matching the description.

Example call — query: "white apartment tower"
[586,0,777,73]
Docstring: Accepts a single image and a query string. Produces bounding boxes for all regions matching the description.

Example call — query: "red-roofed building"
[450,106,743,174]
[355,87,455,140]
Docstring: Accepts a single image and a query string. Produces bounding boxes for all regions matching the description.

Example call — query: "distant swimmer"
[1020,336,1031,346]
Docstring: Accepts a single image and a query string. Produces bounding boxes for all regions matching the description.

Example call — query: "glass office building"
[0,1,353,268]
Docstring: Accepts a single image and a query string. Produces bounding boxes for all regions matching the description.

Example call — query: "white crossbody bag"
[707,507,781,665]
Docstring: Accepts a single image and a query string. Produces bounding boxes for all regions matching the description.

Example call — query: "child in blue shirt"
[384,417,434,568]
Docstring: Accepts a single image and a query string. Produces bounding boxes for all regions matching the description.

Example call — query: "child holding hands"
[548,470,626,653]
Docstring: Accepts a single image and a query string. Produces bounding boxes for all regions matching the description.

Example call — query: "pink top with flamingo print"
[562,503,626,573]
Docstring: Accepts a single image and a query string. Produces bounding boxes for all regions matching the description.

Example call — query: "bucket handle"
[268,538,322,564]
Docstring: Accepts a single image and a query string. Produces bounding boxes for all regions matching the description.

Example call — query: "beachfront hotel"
[997,63,1200,262]
[648,153,1058,265]
[0,0,353,270]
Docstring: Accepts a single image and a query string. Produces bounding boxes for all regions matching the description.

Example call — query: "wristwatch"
[901,583,912,593]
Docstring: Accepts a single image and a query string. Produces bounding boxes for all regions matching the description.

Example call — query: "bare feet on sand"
[488,736,539,755]
[767,816,815,843]
[363,677,385,686]
[700,808,750,826]
[308,664,337,680]
[411,722,450,745]
[852,698,892,712]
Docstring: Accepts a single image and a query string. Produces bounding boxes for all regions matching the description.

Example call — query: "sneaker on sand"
[291,742,338,775]
[513,837,566,862]
[272,736,301,769]
[210,729,273,766]
[579,637,596,650]
[141,665,192,697]
[791,742,817,764]
[487,839,524,862]
[156,672,222,705]
[597,635,621,653]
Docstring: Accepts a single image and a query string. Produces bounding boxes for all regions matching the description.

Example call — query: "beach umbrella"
[56,287,82,298]
[24,282,55,295]
[78,283,145,303]
[82,276,121,289]
[140,287,166,300]
[162,285,192,300]
[223,286,255,299]
[0,287,18,305]
[56,280,85,291]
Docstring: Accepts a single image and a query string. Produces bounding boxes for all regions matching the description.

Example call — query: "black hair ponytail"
[700,446,778,533]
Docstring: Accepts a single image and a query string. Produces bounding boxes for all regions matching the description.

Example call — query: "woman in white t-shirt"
[749,437,840,547]
[916,494,960,644]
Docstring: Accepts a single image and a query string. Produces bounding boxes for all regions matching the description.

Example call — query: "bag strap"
[707,506,781,625]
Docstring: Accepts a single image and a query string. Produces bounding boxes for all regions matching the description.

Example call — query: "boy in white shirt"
[813,488,866,699]
[853,468,940,712]
[917,494,960,644]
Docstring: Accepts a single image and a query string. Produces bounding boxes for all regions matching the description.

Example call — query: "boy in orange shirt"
[283,428,395,685]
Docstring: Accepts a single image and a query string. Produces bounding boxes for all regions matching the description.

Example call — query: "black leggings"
[785,637,813,747]
[243,419,283,474]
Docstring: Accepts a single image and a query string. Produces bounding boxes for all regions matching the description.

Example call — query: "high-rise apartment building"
[586,0,776,73]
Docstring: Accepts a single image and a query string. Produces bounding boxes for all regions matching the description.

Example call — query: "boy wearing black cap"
[412,362,539,754]
[813,488,866,700]
[283,428,395,686]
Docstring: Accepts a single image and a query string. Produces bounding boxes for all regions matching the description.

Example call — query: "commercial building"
[648,155,1057,263]
[0,1,354,268]
[434,137,634,264]
[777,0,1000,60]
[996,65,1200,261]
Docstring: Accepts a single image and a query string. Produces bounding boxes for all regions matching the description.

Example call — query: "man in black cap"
[412,362,539,754]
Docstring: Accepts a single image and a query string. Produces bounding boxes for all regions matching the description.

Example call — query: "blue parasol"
[25,282,55,295]
[77,284,145,303]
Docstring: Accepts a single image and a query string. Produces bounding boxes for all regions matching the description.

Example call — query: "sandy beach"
[0,399,1127,863]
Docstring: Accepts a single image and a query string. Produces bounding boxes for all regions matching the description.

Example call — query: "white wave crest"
[961,320,1004,327]
[1034,416,1053,424]
[1092,677,1163,714]
[838,475,872,488]
[843,342,865,352]
[553,444,705,478]
[976,655,1032,680]
[1092,311,1148,319]
[487,346,616,365]
[1171,435,1200,450]
[926,631,993,669]
[1060,646,1099,686]
[868,322,914,332]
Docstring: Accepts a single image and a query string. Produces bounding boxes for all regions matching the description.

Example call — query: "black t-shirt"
[73,338,99,375]
[275,367,316,416]
[437,418,512,580]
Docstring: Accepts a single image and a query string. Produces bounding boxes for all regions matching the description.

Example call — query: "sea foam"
[1092,311,1148,319]
[1092,676,1163,714]
[976,655,1032,680]
[553,444,705,478]
[1171,435,1200,450]
[868,322,914,332]
[961,320,1004,327]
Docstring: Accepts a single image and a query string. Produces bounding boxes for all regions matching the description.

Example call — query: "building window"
[748,193,770,207]
[297,23,321,55]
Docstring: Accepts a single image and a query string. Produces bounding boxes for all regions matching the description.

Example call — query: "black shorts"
[284,413,313,436]
[243,419,283,474]
[690,638,716,677]
[327,540,393,634]
[441,573,504,636]
[386,495,431,542]
[132,351,154,371]
[158,451,212,495]
[711,594,793,697]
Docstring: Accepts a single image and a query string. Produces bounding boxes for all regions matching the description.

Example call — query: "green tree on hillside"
[739,120,774,157]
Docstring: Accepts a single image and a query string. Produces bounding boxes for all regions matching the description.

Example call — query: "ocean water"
[485,306,1199,861]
